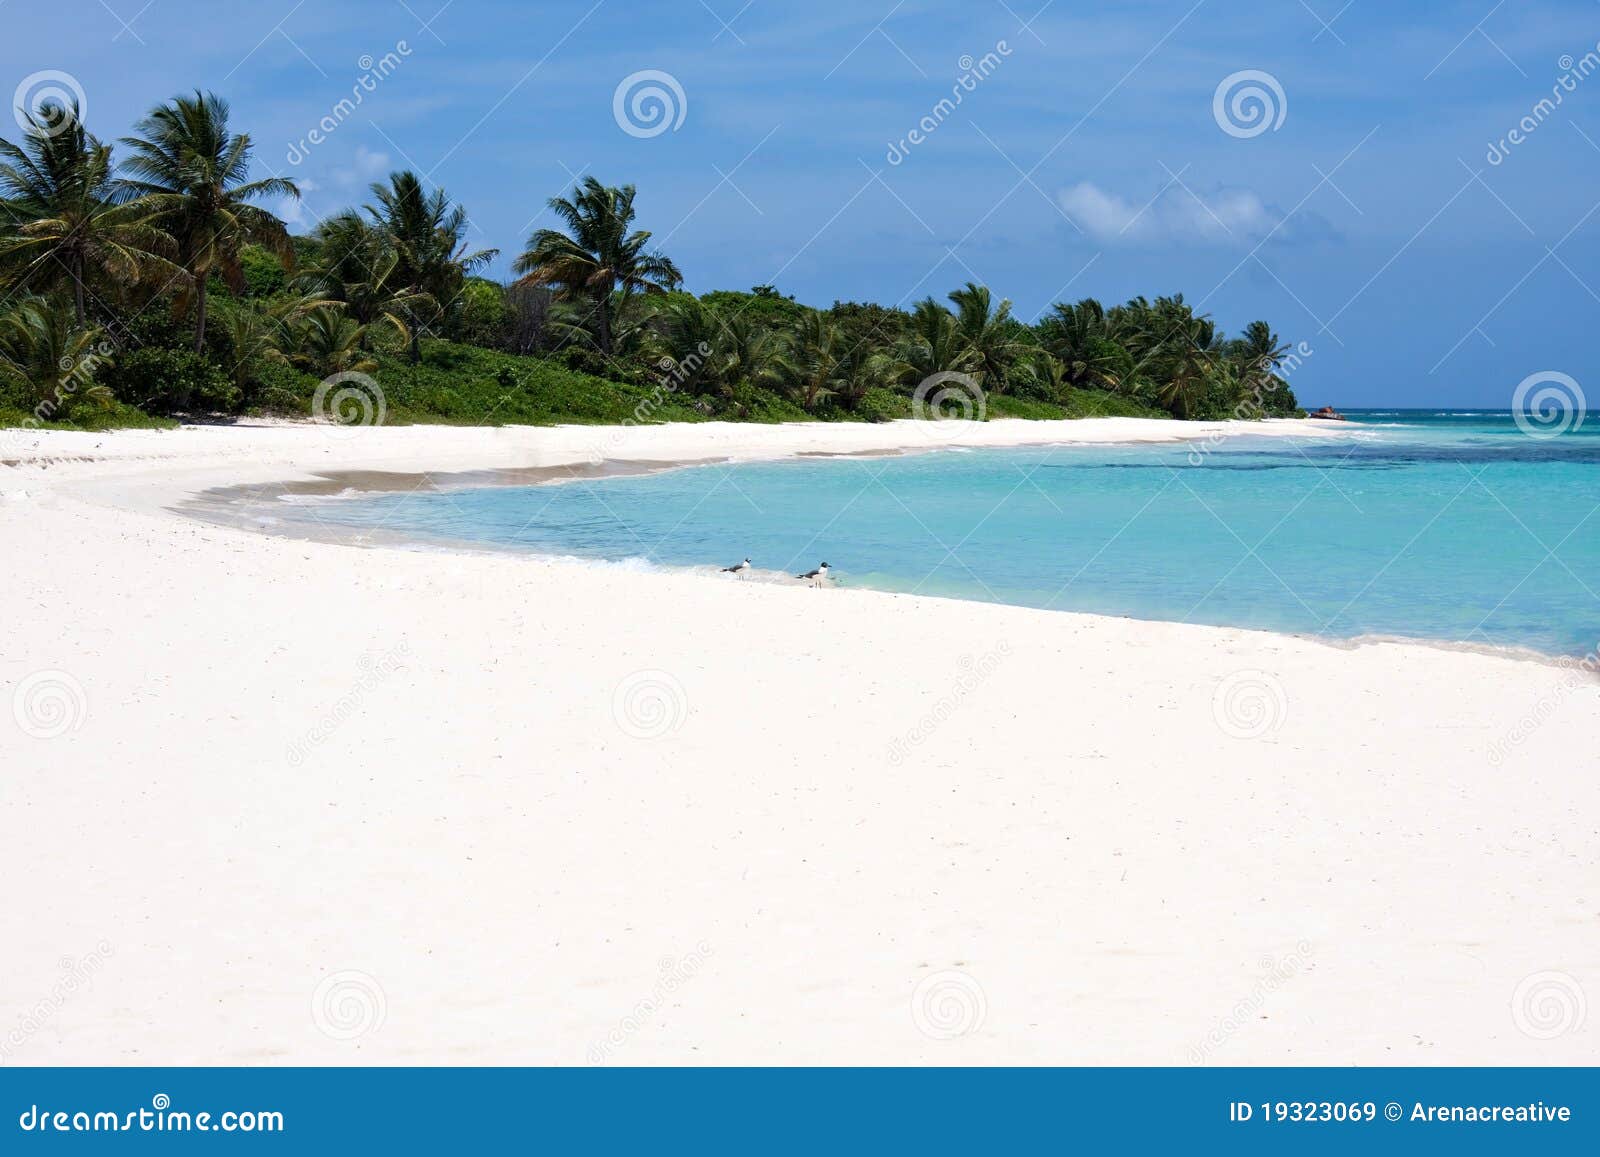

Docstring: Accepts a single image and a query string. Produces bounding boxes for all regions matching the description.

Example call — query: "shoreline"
[190,469,1577,674]
[132,420,1568,671]
[3,417,1596,1065]
[9,411,1587,671]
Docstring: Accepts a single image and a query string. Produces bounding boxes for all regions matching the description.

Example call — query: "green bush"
[455,278,510,347]
[1058,388,1167,419]
[251,361,322,415]
[986,394,1068,420]
[102,347,239,416]
[363,340,709,427]
[855,386,908,423]
[239,245,288,298]
[0,398,176,433]
[720,384,812,423]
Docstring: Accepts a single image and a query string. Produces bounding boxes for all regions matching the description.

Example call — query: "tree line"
[0,90,1303,429]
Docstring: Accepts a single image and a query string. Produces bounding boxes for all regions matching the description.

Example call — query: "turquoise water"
[295,411,1600,656]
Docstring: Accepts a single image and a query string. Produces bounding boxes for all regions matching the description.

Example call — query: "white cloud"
[1059,180,1286,244]
[332,145,392,188]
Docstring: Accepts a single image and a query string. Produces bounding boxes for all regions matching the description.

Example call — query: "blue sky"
[6,0,1600,405]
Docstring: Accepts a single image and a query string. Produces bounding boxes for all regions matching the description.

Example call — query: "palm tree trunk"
[72,266,85,328]
[596,297,612,356]
[194,277,208,355]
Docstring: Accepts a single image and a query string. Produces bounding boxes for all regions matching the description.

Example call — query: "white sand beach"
[1,416,1595,1066]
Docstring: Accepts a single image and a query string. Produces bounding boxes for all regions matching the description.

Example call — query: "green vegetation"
[0,89,1303,435]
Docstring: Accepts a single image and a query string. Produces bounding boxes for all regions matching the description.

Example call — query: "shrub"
[454,278,510,347]
[102,347,239,415]
[251,360,322,415]
[239,244,288,298]
[855,387,908,423]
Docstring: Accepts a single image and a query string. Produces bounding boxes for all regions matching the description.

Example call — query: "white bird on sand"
[797,562,830,587]
[722,557,752,575]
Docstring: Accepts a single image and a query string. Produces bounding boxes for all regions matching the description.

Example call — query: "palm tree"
[0,101,179,324]
[513,178,681,356]
[788,311,839,410]
[362,171,497,362]
[894,297,977,385]
[1148,315,1217,419]
[219,292,324,396]
[1108,294,1218,418]
[118,91,298,353]
[301,210,420,348]
[1232,319,1296,416]
[285,303,378,377]
[1234,320,1289,389]
[652,295,720,394]
[1017,349,1073,404]
[0,296,110,415]
[1037,298,1130,392]
[220,303,285,394]
[717,311,791,396]
[948,281,1020,392]
[828,338,896,413]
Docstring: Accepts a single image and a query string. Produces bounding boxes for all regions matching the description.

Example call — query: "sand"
[1,416,1595,1065]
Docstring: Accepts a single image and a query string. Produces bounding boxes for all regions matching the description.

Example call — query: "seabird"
[797,562,830,587]
[722,557,752,574]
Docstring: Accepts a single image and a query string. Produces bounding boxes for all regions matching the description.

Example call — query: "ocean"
[290,411,1600,657]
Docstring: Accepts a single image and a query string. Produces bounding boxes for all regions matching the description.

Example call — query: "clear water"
[291,411,1600,657]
